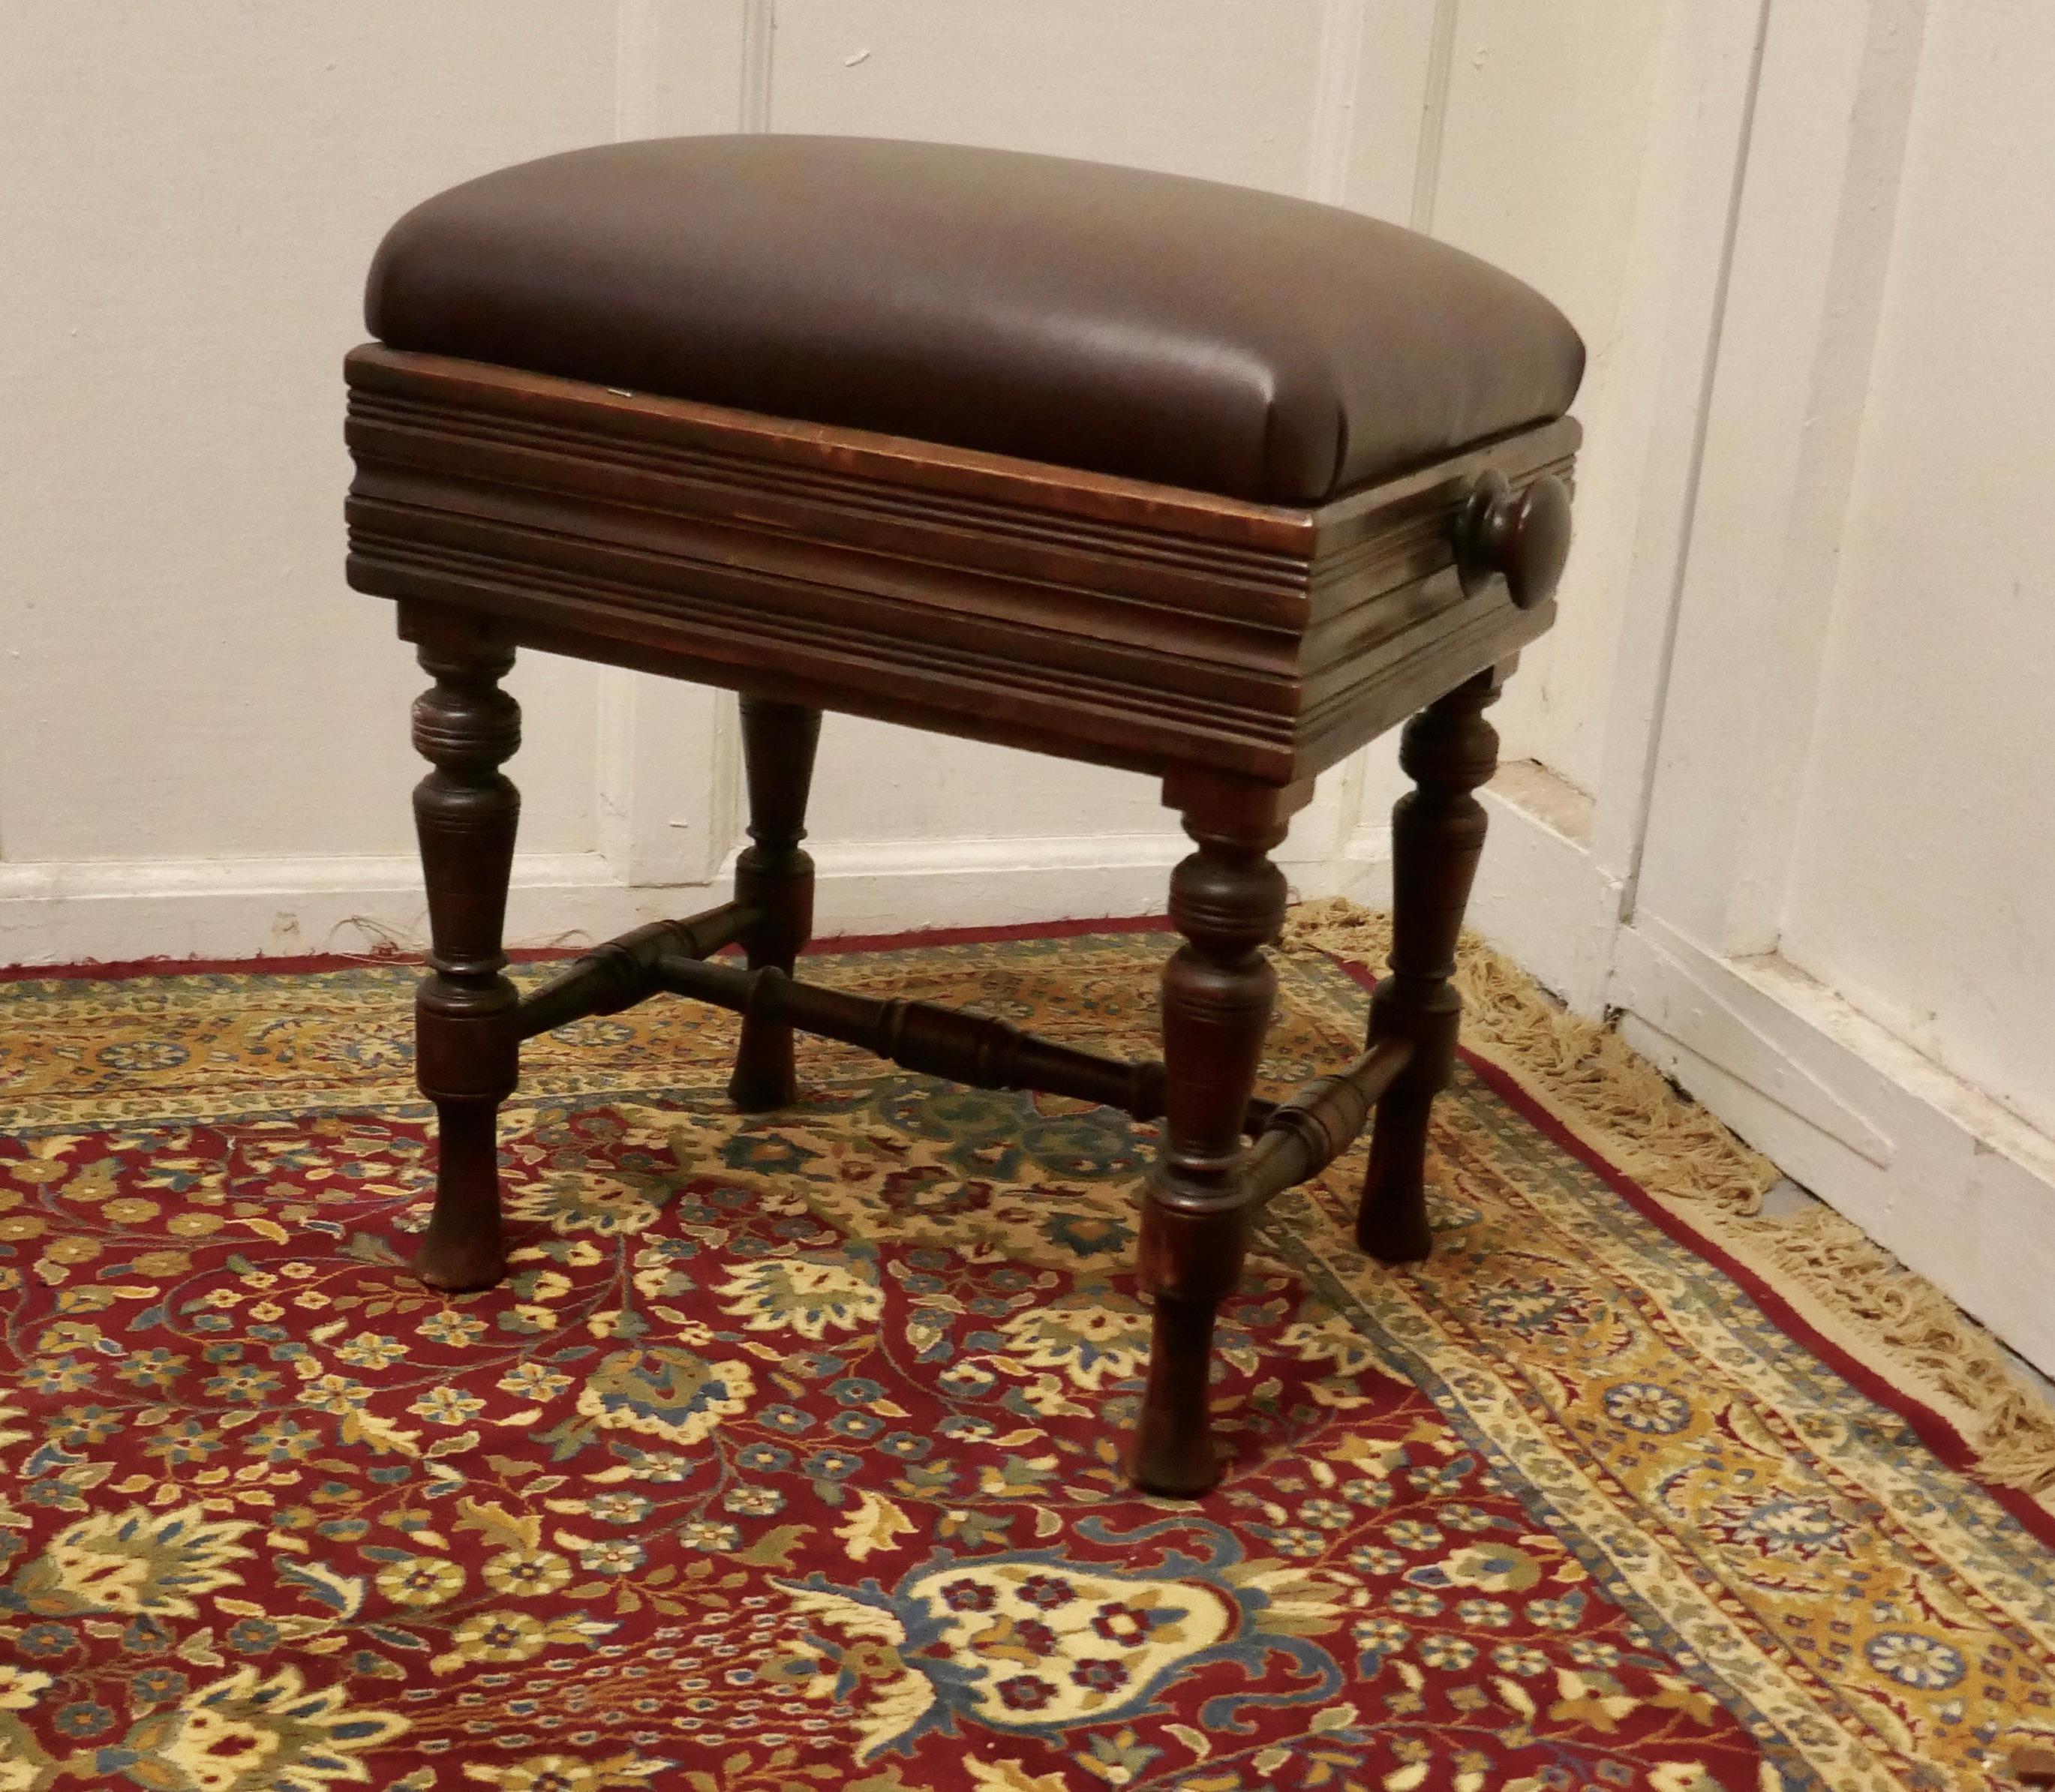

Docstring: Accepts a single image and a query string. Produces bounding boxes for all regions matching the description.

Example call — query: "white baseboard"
[1612,917,2055,1376]
[0,853,640,965]
[1471,785,2055,1376]
[0,831,1357,965]
[806,833,1187,936]
[806,826,1396,938]
[1471,771,1623,1016]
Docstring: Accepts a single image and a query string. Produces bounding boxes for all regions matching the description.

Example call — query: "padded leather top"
[366,136,1585,506]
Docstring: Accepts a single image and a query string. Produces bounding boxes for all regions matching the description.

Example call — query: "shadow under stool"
[343,135,1584,1496]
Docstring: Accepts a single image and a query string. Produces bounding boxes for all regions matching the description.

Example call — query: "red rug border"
[1326,952,2055,1551]
[6,914,2047,1547]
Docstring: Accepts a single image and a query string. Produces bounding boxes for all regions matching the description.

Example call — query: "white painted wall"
[4,5,2052,1360]
[0,0,1656,961]
[1448,0,2055,1376]
[1426,2,1669,796]
[1778,0,2055,1144]
[0,3,617,872]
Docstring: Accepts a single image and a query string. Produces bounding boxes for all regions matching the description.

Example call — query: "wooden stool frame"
[345,345,1577,1496]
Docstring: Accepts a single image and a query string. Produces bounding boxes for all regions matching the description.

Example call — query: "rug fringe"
[1280,896,2055,1507]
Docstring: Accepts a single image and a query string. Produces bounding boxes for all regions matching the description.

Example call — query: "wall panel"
[0,3,620,864]
[1429,0,1669,797]
[1779,0,2055,1139]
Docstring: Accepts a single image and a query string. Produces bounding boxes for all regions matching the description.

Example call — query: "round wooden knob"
[1456,470,1572,610]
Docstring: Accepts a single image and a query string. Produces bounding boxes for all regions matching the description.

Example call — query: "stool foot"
[1126,774,1302,1495]
[407,627,521,1292]
[1130,1290,1226,1496]
[1356,666,1504,1263]
[413,1100,508,1291]
[1356,1087,1438,1262]
[729,695,822,1113]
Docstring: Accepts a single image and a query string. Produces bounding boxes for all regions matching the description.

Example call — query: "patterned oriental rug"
[2,920,2053,1792]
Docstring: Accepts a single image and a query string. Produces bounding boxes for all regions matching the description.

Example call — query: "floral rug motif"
[0,930,2051,1791]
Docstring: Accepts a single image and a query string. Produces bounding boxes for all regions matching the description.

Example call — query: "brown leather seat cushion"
[366,136,1584,507]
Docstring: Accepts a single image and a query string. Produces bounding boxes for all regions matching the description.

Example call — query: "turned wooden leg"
[1356,665,1504,1262]
[728,695,823,1113]
[410,638,521,1292]
[1129,776,1302,1496]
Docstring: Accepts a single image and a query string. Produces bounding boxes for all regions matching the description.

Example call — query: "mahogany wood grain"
[728,697,822,1112]
[347,347,1574,785]
[656,955,1180,1125]
[1356,665,1506,1262]
[2011,1745,2055,1788]
[1242,1037,1416,1210]
[512,902,753,1041]
[1129,778,1306,1496]
[343,347,1578,1495]
[407,627,521,1293]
